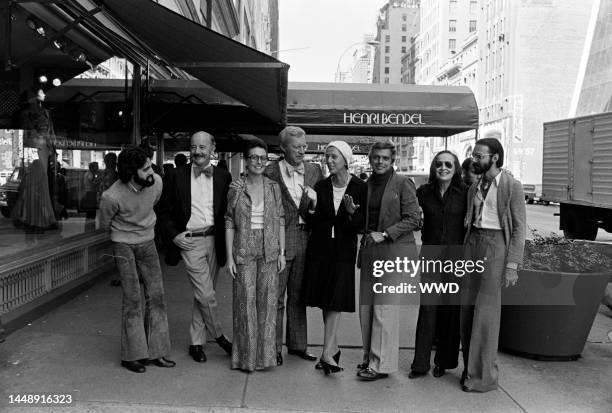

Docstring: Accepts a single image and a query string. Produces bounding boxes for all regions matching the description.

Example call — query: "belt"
[186,226,215,237]
[471,226,502,233]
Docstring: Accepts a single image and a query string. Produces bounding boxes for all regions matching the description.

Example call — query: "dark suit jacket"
[264,160,323,260]
[158,163,232,266]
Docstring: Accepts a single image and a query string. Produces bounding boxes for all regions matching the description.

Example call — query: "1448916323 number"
[8,393,74,405]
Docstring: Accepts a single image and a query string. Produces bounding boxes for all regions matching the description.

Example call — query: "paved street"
[1,253,612,413]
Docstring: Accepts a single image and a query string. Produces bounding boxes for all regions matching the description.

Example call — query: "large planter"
[499,269,610,360]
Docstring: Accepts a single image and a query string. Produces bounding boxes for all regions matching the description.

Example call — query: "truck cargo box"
[542,112,612,208]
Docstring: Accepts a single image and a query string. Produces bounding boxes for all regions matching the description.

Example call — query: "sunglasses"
[435,160,454,169]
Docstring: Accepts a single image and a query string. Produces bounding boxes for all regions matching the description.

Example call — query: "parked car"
[0,167,24,218]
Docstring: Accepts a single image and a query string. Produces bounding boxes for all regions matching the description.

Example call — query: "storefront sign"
[307,142,373,154]
[343,112,425,126]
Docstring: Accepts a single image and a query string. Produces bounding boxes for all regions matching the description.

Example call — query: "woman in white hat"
[302,140,367,375]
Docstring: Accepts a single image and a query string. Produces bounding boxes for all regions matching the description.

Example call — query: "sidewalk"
[1,258,611,413]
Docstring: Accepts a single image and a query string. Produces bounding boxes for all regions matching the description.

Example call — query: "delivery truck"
[541,112,612,240]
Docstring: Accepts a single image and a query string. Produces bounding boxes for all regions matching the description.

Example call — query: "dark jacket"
[158,163,232,266]
[306,175,367,262]
[417,181,468,245]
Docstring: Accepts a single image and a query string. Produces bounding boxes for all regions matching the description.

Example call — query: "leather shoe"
[316,350,341,370]
[216,335,232,356]
[287,349,317,361]
[462,385,478,393]
[276,352,283,366]
[148,357,176,368]
[433,366,445,378]
[121,360,145,373]
[408,370,427,379]
[357,367,388,381]
[188,345,207,363]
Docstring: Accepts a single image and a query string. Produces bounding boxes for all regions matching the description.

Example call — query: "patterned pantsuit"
[460,228,506,392]
[181,235,223,345]
[114,241,171,361]
[276,226,308,352]
[232,229,278,371]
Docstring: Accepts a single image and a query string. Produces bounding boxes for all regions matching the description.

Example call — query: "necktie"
[480,176,491,199]
[286,163,305,176]
[194,165,213,178]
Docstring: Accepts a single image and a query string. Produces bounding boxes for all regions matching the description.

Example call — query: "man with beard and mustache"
[158,131,233,363]
[460,134,526,392]
[99,147,174,373]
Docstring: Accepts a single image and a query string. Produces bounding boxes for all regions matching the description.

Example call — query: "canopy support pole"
[131,63,141,145]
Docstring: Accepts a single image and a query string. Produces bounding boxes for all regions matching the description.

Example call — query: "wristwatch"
[279,249,286,256]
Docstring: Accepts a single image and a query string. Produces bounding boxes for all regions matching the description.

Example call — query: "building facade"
[415,0,477,85]
[372,0,420,84]
[349,35,376,84]
[571,0,612,116]
[407,0,594,185]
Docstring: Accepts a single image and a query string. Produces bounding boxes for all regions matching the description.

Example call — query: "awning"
[287,82,479,137]
[46,78,285,138]
[96,0,288,127]
[2,0,287,130]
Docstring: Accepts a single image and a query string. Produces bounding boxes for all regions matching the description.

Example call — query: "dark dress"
[303,175,367,312]
[411,180,468,373]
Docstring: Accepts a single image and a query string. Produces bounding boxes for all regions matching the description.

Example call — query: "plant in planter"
[499,230,612,360]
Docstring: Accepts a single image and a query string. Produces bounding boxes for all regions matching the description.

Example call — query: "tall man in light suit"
[265,126,323,365]
[158,131,233,363]
[461,134,526,392]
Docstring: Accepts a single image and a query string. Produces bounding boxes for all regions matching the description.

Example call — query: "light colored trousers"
[360,304,400,373]
[461,228,506,392]
[181,235,223,345]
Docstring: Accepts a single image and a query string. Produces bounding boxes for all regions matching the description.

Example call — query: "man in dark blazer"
[264,126,323,365]
[158,131,232,363]
[460,134,526,393]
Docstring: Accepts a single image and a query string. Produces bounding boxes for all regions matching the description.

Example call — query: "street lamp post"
[335,40,379,83]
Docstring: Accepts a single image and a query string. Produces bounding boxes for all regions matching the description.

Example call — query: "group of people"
[98,126,525,394]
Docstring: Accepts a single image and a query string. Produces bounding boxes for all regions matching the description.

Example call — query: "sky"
[279,0,388,83]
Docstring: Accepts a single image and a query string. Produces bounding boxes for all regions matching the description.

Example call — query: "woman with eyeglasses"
[302,141,367,375]
[409,150,467,380]
[225,139,286,372]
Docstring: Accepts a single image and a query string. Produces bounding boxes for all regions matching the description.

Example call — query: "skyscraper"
[372,0,420,84]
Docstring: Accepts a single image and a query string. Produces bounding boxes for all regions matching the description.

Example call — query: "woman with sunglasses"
[302,141,367,375]
[225,139,286,371]
[409,150,467,380]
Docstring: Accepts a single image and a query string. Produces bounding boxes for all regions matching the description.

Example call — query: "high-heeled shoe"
[315,350,341,370]
[320,360,343,375]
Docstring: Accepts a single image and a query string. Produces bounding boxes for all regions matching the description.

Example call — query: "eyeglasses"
[471,152,491,161]
[435,160,454,169]
[247,155,268,163]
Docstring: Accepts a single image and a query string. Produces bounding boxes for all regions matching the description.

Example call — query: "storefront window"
[0,89,128,260]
